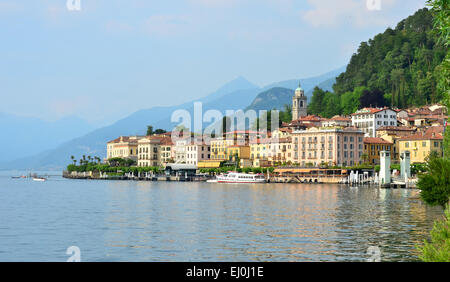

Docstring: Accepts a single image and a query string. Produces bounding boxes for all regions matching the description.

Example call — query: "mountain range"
[0,114,93,163]
[1,66,345,170]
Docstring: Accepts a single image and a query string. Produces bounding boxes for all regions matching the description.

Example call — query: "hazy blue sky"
[0,0,426,126]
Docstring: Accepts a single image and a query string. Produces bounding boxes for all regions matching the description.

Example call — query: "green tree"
[154,129,167,134]
[333,8,446,109]
[417,206,450,262]
[308,87,326,115]
[147,125,154,136]
[417,155,450,209]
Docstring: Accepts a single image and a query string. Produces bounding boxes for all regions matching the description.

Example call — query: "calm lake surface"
[0,170,444,262]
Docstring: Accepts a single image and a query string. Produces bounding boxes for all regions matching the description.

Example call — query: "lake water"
[0,170,444,262]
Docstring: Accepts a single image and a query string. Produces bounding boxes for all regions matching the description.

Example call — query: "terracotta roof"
[159,137,174,146]
[377,126,415,131]
[399,127,444,141]
[107,136,142,144]
[299,115,323,122]
[278,127,293,133]
[329,115,351,122]
[364,137,393,144]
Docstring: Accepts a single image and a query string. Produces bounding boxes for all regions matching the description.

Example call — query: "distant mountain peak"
[218,76,258,91]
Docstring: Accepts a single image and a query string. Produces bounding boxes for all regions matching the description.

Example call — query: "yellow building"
[376,126,416,159]
[106,136,142,161]
[271,128,292,139]
[210,137,234,161]
[398,128,444,163]
[197,160,222,169]
[363,137,394,165]
[269,137,293,164]
[137,137,161,167]
[250,138,271,160]
[227,145,250,162]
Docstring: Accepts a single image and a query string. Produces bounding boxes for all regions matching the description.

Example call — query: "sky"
[0,0,427,126]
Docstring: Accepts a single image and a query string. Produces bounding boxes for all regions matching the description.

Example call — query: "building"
[160,137,174,165]
[210,137,235,161]
[269,137,293,164]
[297,115,324,127]
[376,126,416,159]
[291,127,365,167]
[227,145,251,163]
[106,136,142,161]
[250,138,271,161]
[398,127,444,163]
[322,116,352,128]
[292,82,308,121]
[271,128,292,139]
[363,137,394,165]
[174,138,190,163]
[137,137,161,167]
[186,142,211,166]
[197,160,222,169]
[351,107,398,137]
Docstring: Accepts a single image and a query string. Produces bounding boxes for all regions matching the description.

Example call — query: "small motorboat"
[12,175,27,179]
[32,177,47,182]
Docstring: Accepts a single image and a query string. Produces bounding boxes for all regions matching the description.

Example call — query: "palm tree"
[70,155,75,165]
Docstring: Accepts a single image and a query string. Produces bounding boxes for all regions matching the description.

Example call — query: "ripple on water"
[0,175,444,262]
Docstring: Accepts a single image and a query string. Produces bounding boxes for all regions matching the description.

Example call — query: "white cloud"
[302,0,400,28]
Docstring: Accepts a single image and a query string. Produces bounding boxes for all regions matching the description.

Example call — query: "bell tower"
[292,82,307,121]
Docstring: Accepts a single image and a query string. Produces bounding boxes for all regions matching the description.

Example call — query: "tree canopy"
[308,8,447,118]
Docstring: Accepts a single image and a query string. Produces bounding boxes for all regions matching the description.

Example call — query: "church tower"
[292,82,307,121]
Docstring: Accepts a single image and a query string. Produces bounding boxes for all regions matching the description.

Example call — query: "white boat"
[33,177,47,182]
[214,172,266,184]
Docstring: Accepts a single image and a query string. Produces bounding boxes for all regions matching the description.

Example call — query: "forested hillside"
[309,8,448,118]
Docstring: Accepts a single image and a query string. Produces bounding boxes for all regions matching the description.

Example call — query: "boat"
[11,175,27,179]
[32,177,47,182]
[214,172,266,184]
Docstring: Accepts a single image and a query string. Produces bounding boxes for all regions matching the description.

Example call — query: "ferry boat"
[214,172,266,184]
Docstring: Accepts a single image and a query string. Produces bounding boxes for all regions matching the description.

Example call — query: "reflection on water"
[0,171,444,262]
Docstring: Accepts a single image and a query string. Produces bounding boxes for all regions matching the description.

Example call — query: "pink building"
[291,127,365,167]
[185,143,211,166]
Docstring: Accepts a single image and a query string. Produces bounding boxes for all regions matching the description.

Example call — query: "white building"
[351,108,397,137]
[186,143,211,166]
[174,138,190,164]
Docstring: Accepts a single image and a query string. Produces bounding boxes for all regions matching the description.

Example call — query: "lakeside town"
[64,84,447,186]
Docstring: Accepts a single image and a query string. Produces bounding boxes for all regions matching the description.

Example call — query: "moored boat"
[32,177,47,182]
[214,172,266,184]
